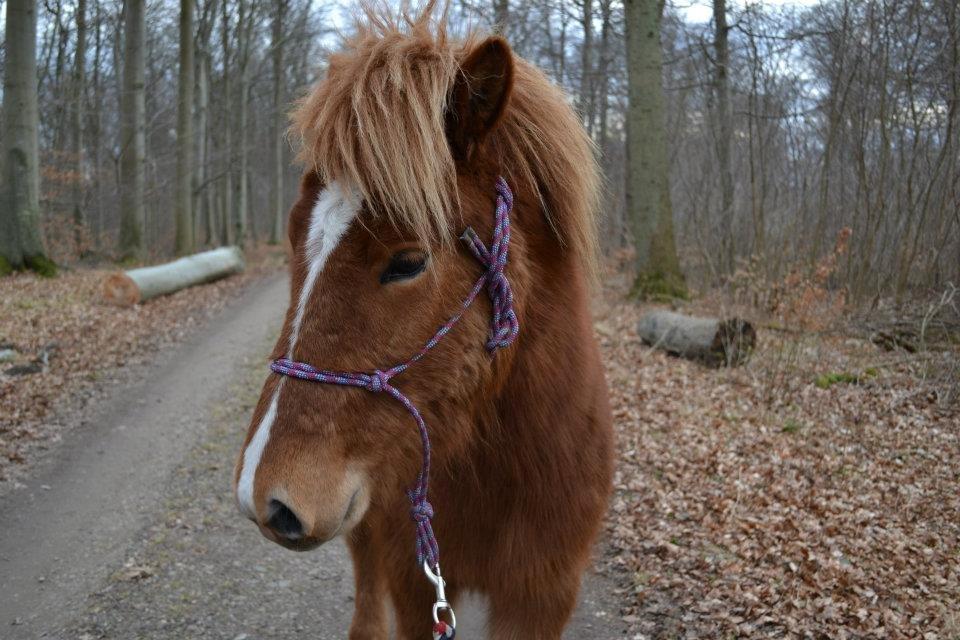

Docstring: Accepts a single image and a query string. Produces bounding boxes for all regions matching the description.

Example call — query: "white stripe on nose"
[237,386,281,519]
[237,180,360,519]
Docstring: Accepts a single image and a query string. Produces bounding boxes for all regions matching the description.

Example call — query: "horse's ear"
[447,36,514,163]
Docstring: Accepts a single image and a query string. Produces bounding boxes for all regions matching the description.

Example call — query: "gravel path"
[0,275,626,639]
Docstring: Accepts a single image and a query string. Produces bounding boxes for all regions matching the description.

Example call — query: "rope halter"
[270,177,519,638]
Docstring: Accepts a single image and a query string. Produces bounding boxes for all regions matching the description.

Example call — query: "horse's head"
[233,14,597,551]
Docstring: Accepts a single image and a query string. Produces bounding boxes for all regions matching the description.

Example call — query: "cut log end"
[99,247,244,307]
[102,272,141,306]
[638,310,757,367]
[714,318,758,366]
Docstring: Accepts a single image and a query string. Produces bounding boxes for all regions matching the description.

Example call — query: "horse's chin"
[265,533,329,552]
[256,518,347,552]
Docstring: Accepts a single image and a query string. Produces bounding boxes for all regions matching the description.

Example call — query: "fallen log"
[638,310,756,367]
[102,247,244,306]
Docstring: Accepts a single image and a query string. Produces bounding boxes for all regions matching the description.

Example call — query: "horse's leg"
[487,573,580,640]
[346,523,389,640]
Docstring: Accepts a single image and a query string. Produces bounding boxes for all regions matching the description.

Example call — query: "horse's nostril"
[266,499,304,540]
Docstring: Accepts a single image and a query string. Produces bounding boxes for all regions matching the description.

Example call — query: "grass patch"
[814,368,879,389]
[781,419,802,434]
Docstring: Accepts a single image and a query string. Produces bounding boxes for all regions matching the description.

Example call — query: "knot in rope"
[407,487,441,569]
[409,497,434,523]
[366,369,390,393]
[460,176,520,353]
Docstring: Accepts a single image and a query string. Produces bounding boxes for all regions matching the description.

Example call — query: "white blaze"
[237,181,359,519]
[237,388,281,518]
[287,182,360,358]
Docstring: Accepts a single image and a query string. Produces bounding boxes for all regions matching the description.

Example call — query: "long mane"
[290,5,599,272]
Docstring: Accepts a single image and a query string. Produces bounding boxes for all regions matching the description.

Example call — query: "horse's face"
[234,37,515,551]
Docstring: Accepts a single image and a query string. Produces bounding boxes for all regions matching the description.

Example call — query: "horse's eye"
[380,251,428,284]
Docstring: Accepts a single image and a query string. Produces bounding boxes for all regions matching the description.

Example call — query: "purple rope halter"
[269,177,518,637]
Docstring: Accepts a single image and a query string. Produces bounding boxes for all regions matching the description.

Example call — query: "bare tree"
[175,0,195,254]
[624,0,685,297]
[71,0,87,252]
[219,0,234,246]
[494,0,509,36]
[119,0,145,259]
[576,0,594,130]
[234,0,252,246]
[270,0,287,245]
[194,0,215,245]
[1,0,55,275]
[712,0,734,270]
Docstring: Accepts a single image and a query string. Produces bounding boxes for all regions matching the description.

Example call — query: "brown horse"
[234,9,614,639]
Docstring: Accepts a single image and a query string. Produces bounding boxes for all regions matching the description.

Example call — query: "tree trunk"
[196,54,211,245]
[269,0,286,245]
[493,0,508,36]
[101,246,244,305]
[119,0,146,259]
[91,0,104,249]
[50,0,70,157]
[237,78,249,246]
[175,0,195,254]
[235,0,250,246]
[578,0,594,131]
[194,0,215,246]
[219,0,233,246]
[597,0,612,147]
[1,0,54,275]
[713,0,735,268]
[637,310,756,367]
[624,0,685,299]
[72,0,87,254]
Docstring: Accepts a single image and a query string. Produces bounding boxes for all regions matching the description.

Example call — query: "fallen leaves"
[114,562,157,582]
[595,276,960,638]
[0,246,285,486]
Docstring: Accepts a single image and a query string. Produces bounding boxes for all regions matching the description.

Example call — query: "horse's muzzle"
[252,485,366,552]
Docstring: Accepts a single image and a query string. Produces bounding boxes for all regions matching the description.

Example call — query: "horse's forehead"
[286,181,363,358]
[303,181,362,264]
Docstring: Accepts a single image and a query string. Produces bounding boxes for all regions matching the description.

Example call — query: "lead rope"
[270,177,518,639]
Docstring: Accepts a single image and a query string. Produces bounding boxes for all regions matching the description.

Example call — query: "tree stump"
[102,246,245,306]
[637,310,756,367]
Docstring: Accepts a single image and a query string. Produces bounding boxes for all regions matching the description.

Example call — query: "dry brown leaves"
[595,275,960,639]
[0,245,285,485]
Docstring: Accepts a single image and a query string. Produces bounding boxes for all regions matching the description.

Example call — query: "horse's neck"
[486,257,599,468]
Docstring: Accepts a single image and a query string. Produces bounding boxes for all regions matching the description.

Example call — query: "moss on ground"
[0,254,58,277]
[117,255,141,269]
[630,268,689,302]
[24,254,58,277]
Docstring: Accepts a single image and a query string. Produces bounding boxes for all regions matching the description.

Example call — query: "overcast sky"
[675,0,823,23]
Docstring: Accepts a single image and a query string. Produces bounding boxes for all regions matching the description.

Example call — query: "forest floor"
[1,254,958,638]
[596,268,960,638]
[0,245,286,492]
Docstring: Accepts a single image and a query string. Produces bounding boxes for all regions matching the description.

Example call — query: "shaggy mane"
[290,4,599,272]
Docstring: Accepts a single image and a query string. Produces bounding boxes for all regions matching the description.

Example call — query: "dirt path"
[0,276,625,639]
